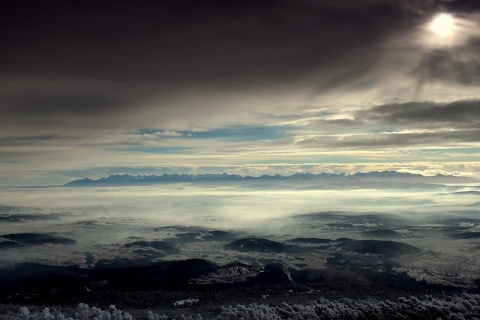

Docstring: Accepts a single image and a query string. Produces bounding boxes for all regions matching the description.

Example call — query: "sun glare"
[419,12,464,48]
[429,13,455,37]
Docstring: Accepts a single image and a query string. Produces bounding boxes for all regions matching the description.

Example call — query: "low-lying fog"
[1,180,479,288]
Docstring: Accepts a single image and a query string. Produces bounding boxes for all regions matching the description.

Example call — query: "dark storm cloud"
[445,0,480,12]
[295,99,480,149]
[0,0,427,82]
[0,0,436,136]
[297,128,480,149]
[3,93,130,120]
[0,80,147,131]
[286,99,480,131]
[359,99,480,126]
[415,47,480,85]
[3,0,480,178]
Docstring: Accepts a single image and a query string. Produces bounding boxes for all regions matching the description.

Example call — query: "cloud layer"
[1,0,480,184]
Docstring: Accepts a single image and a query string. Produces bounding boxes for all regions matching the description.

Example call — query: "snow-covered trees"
[5,293,480,319]
[217,293,480,320]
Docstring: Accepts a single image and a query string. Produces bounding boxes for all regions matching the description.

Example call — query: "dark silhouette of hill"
[88,259,219,291]
[450,232,480,239]
[288,238,333,244]
[0,240,24,249]
[1,233,76,246]
[0,259,219,294]
[290,266,419,287]
[361,229,404,239]
[340,239,420,257]
[226,238,294,253]
[0,262,88,294]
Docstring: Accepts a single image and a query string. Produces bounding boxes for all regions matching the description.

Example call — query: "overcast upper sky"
[1,0,480,185]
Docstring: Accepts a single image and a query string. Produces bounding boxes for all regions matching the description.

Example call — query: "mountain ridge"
[64,171,478,186]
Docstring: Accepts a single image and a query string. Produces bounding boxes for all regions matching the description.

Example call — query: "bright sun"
[428,13,455,37]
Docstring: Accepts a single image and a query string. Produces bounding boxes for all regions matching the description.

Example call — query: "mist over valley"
[1,172,479,302]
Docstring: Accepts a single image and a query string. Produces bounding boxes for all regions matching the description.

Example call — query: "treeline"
[219,293,480,319]
[2,280,460,310]
[3,293,480,319]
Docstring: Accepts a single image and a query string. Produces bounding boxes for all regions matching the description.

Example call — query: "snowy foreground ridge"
[5,293,480,320]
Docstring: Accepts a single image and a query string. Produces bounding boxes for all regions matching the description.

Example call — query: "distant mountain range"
[64,171,477,186]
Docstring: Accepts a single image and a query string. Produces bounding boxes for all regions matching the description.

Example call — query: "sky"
[1,0,480,186]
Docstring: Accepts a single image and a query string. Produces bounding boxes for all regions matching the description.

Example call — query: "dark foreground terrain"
[1,260,480,319]
[1,283,479,319]
[1,226,480,319]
